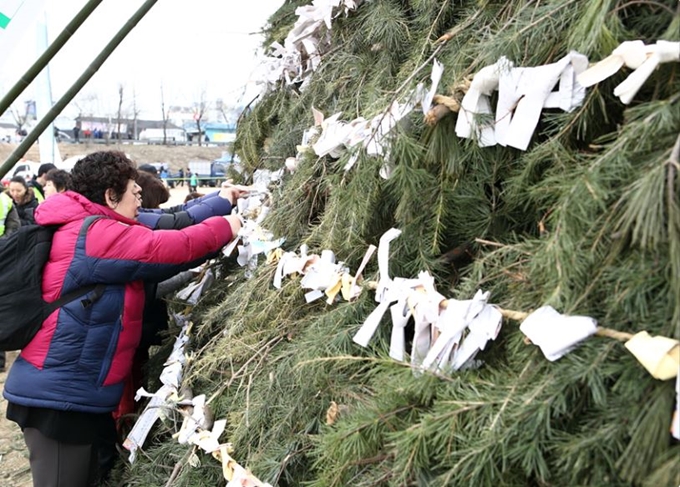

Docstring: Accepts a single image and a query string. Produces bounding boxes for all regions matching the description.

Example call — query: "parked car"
[1,161,42,187]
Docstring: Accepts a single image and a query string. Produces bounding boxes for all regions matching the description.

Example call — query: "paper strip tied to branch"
[420,58,444,114]
[273,243,374,304]
[624,331,680,380]
[214,444,273,487]
[124,314,193,462]
[224,220,285,274]
[303,60,439,177]
[310,98,417,175]
[423,290,502,372]
[176,268,214,305]
[123,313,273,485]
[407,273,444,366]
[455,58,504,147]
[353,228,404,348]
[176,394,214,445]
[456,51,588,150]
[518,306,680,378]
[519,306,598,361]
[178,397,272,485]
[254,0,363,89]
[577,40,680,104]
[354,230,505,370]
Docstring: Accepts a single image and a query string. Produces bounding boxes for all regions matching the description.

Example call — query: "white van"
[1,161,42,186]
[139,128,187,143]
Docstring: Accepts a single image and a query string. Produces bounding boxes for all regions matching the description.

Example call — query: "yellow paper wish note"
[624,331,680,380]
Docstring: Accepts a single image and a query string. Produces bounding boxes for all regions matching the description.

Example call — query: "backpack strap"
[47,215,107,313]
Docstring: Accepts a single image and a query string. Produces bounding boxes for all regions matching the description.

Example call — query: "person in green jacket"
[0,191,20,238]
[189,171,198,192]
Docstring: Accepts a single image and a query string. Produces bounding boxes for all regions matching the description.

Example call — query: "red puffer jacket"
[3,191,232,413]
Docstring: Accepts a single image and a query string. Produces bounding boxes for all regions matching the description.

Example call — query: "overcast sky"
[0,0,284,119]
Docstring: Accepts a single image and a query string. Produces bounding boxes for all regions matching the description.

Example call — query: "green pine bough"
[115,1,680,486]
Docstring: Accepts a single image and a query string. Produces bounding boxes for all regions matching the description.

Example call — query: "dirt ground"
[0,351,32,487]
[0,141,228,171]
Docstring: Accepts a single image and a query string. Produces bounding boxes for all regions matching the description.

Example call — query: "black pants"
[0,350,5,370]
[24,427,99,487]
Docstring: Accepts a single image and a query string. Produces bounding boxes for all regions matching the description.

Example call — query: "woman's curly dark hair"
[70,151,138,205]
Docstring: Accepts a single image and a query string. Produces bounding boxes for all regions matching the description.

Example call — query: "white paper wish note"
[495,52,587,151]
[124,387,173,462]
[375,228,402,301]
[519,306,597,361]
[455,59,505,146]
[388,299,411,361]
[421,59,444,114]
[450,304,502,370]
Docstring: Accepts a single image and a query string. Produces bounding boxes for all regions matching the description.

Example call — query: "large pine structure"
[121,2,679,486]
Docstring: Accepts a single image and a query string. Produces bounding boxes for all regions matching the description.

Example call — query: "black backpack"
[0,215,105,351]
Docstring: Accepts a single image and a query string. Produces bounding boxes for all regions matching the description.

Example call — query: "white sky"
[0,0,284,120]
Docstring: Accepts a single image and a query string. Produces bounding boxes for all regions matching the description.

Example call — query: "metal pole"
[0,0,160,179]
[0,0,105,118]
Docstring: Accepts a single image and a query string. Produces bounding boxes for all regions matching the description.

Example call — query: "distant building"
[75,116,183,140]
[204,123,236,143]
[182,122,235,143]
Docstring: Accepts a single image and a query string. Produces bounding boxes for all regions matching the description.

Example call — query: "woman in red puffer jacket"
[4,150,241,487]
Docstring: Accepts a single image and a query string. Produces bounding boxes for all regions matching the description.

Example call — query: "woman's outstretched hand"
[219,184,251,204]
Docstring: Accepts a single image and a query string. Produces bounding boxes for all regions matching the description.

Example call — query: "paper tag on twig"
[519,306,597,361]
[624,331,680,380]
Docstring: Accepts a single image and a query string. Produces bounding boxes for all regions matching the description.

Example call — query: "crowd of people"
[0,151,244,486]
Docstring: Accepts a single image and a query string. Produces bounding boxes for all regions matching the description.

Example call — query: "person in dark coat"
[8,176,39,226]
[29,163,57,201]
[0,190,20,372]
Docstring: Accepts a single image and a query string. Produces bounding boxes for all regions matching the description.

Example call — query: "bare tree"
[193,89,209,147]
[216,99,237,126]
[216,98,226,122]
[160,83,170,145]
[115,84,124,140]
[130,87,140,140]
[10,103,30,133]
[72,92,99,117]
